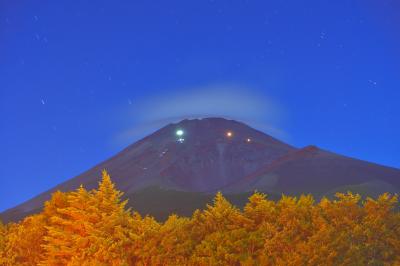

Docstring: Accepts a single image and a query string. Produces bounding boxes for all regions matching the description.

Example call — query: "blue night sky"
[1,1,399,211]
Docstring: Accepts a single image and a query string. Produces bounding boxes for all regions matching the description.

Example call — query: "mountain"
[1,117,399,222]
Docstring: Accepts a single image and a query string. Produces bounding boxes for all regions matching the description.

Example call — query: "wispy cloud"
[114,84,289,146]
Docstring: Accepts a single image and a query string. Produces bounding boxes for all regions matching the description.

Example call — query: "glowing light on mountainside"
[176,129,184,136]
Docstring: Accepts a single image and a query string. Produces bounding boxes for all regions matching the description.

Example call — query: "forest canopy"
[1,170,399,266]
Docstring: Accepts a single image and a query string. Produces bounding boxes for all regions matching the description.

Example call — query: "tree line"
[0,170,399,265]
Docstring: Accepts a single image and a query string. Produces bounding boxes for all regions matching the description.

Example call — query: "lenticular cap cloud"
[116,84,288,146]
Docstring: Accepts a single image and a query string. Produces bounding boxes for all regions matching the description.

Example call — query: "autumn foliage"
[1,171,399,265]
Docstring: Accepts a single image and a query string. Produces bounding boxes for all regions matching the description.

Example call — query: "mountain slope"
[1,117,399,223]
[224,145,400,196]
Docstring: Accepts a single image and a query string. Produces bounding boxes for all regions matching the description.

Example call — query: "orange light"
[226,131,233,137]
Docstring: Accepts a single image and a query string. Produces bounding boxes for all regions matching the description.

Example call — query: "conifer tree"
[133,215,160,266]
[41,185,93,265]
[0,220,6,265]
[78,170,133,265]
[2,214,46,266]
[41,170,135,265]
[200,192,245,232]
[191,192,253,265]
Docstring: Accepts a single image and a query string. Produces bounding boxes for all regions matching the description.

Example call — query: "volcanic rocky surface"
[2,117,399,222]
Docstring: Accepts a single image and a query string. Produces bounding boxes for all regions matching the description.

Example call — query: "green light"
[176,129,184,136]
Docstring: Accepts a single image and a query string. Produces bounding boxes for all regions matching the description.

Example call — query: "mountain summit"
[2,117,399,222]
